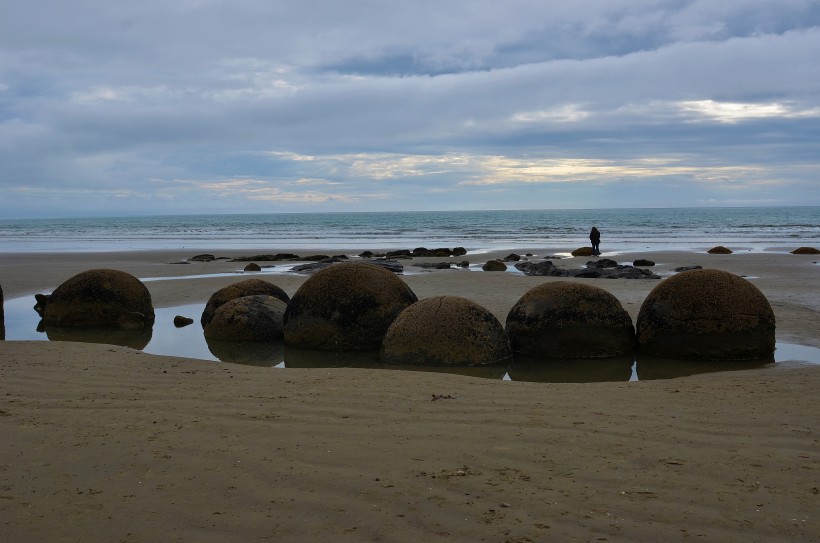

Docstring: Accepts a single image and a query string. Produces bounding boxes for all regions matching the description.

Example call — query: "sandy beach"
[1,248,819,541]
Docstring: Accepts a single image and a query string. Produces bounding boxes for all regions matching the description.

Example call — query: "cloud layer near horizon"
[1,0,819,217]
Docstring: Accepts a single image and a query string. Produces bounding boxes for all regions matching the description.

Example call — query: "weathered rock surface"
[412,262,454,270]
[0,283,4,340]
[633,259,656,267]
[636,269,776,360]
[292,258,404,274]
[381,295,512,366]
[674,265,703,272]
[204,295,287,341]
[707,246,733,254]
[230,253,301,262]
[571,247,595,257]
[505,281,636,358]
[243,263,262,272]
[284,262,418,351]
[189,254,217,262]
[39,269,154,329]
[201,279,290,327]
[791,246,820,254]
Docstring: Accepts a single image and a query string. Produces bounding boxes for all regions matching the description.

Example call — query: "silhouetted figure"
[590,226,601,256]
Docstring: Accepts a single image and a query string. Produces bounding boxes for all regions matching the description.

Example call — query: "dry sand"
[1,248,819,542]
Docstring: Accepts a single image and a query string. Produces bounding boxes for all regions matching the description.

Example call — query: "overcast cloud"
[1,0,819,217]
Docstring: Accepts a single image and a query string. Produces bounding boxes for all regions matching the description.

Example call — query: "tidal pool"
[4,296,819,382]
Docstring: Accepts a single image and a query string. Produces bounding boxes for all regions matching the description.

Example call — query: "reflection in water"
[4,296,819,382]
[636,354,775,381]
[206,338,285,367]
[42,321,153,350]
[283,346,508,379]
[509,355,635,383]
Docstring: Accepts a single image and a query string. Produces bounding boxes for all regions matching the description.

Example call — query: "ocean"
[1,207,818,254]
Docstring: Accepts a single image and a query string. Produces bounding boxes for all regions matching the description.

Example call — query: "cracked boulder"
[201,279,290,327]
[204,295,287,341]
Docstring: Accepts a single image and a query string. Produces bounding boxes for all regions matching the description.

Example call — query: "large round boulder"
[381,295,512,366]
[283,262,418,351]
[505,281,635,358]
[201,279,290,327]
[636,269,775,360]
[41,269,154,329]
[204,295,287,341]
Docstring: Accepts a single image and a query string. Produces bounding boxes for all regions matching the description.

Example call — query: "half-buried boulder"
[201,279,290,327]
[505,282,635,358]
[636,269,775,360]
[707,246,733,254]
[791,247,820,255]
[381,295,512,366]
[204,295,287,341]
[41,269,154,329]
[284,262,418,351]
[1,283,4,340]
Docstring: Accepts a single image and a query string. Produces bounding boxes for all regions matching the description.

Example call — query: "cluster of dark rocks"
[514,259,660,279]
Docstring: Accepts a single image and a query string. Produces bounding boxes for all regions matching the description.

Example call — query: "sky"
[1,0,819,218]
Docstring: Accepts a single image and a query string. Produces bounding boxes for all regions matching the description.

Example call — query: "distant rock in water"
[0,283,4,340]
[515,260,659,279]
[707,246,733,254]
[482,260,507,272]
[674,265,703,272]
[791,247,820,254]
[244,263,262,272]
[571,247,595,257]
[633,259,656,267]
[230,254,301,262]
[189,254,217,262]
[174,315,194,328]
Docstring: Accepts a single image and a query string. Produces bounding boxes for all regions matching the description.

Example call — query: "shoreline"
[1,247,820,541]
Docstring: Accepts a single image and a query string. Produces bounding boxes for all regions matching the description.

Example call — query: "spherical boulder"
[791,246,819,255]
[381,295,512,366]
[204,295,287,341]
[571,247,595,257]
[283,262,418,351]
[505,281,635,358]
[707,246,733,254]
[201,279,290,327]
[636,269,775,360]
[41,269,154,329]
[244,263,262,272]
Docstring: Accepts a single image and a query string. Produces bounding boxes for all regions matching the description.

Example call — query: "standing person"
[589,226,601,256]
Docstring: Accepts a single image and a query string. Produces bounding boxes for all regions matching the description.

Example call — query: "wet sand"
[1,247,819,541]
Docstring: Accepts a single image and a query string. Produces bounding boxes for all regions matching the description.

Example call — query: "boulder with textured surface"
[381,295,512,366]
[707,246,733,254]
[636,269,775,360]
[571,247,595,257]
[284,262,418,351]
[505,281,635,358]
[204,295,287,341]
[482,260,507,272]
[201,279,290,327]
[791,247,819,254]
[40,269,154,329]
[0,283,4,340]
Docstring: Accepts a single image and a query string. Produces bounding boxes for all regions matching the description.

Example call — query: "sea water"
[1,207,818,254]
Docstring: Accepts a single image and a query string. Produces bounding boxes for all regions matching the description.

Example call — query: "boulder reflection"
[509,355,634,383]
[42,322,153,350]
[205,338,285,367]
[635,354,775,380]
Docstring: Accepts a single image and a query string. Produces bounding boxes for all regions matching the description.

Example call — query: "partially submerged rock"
[0,283,4,340]
[505,281,636,359]
[636,269,775,360]
[284,262,418,351]
[791,247,820,255]
[201,279,290,327]
[204,295,287,341]
[571,247,595,257]
[39,269,154,329]
[381,295,511,366]
[707,246,733,254]
[482,260,507,272]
